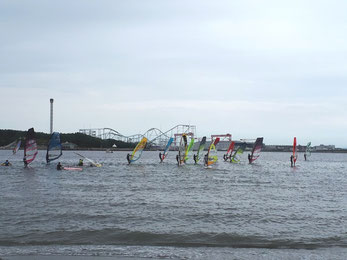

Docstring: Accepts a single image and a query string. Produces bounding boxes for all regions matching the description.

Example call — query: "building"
[313,144,335,151]
[62,142,78,150]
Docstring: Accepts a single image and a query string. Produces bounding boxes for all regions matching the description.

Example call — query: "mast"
[50,98,54,134]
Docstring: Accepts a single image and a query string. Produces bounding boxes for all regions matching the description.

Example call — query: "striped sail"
[24,128,38,165]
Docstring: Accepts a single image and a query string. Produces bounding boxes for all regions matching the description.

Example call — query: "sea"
[0,150,346,259]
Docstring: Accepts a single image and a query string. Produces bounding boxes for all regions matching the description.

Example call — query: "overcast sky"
[1,0,347,147]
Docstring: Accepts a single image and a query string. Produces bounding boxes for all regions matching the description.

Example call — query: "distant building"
[313,144,335,151]
[62,141,78,150]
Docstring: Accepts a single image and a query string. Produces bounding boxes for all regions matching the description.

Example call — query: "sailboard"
[23,128,38,166]
[160,137,174,162]
[63,167,83,171]
[249,137,263,164]
[184,138,195,163]
[223,141,235,161]
[293,137,298,164]
[231,143,246,163]
[128,137,147,164]
[178,134,188,165]
[74,152,102,167]
[205,138,220,167]
[46,132,62,163]
[194,136,206,163]
[13,139,21,154]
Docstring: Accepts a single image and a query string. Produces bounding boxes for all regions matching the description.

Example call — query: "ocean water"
[0,150,346,259]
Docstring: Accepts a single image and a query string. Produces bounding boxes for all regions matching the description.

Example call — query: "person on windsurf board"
[57,162,63,170]
[1,160,12,166]
[290,155,294,167]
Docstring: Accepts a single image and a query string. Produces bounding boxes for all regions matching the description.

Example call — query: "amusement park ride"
[79,125,250,150]
[79,125,197,147]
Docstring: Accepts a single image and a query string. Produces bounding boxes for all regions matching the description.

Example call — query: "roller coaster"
[79,125,197,147]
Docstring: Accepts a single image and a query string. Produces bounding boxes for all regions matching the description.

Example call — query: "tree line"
[0,129,135,149]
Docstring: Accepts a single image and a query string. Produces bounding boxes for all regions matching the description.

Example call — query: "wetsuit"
[290,155,293,167]
[57,163,63,170]
[78,159,83,166]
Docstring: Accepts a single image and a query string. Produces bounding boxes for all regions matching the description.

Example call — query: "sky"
[1,0,347,147]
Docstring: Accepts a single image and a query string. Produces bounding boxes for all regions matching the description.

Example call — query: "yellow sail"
[130,137,147,162]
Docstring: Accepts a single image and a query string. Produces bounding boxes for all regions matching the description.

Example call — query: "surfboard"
[63,167,83,171]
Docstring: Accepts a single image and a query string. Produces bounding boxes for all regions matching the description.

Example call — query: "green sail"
[231,143,246,163]
[184,138,195,162]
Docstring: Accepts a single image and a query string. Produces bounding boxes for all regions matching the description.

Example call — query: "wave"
[1,229,346,249]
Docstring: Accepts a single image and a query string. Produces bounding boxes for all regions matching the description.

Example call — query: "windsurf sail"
[12,139,21,154]
[231,143,246,163]
[293,137,298,163]
[178,134,188,165]
[249,137,263,163]
[224,141,235,161]
[160,137,174,162]
[195,136,206,163]
[184,138,195,162]
[129,137,147,163]
[23,128,38,166]
[74,152,102,167]
[206,138,220,167]
[305,142,312,157]
[46,132,62,163]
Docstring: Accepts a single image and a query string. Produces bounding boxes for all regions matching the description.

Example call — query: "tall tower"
[50,98,54,134]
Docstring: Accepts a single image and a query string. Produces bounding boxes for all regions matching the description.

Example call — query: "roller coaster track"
[79,125,196,146]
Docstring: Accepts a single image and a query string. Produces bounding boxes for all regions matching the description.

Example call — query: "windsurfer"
[304,153,307,161]
[57,162,63,170]
[290,155,294,167]
[204,154,208,166]
[78,159,83,166]
[248,154,252,164]
[1,160,11,166]
[159,152,163,162]
[126,153,131,164]
[193,154,197,164]
[23,157,28,167]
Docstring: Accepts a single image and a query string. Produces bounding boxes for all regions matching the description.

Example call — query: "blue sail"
[46,132,62,163]
[162,137,174,161]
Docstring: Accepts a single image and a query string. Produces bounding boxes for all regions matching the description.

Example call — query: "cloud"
[1,0,347,147]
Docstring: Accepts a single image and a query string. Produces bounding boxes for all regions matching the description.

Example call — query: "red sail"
[293,137,297,163]
[227,141,235,155]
